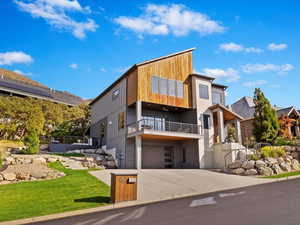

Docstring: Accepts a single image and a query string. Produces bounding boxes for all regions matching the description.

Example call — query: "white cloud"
[202,68,240,82]
[270,84,280,88]
[243,80,267,87]
[241,63,294,74]
[115,4,225,37]
[268,43,287,51]
[69,63,78,69]
[13,69,33,76]
[0,51,33,65]
[100,68,106,72]
[219,42,263,53]
[15,0,98,39]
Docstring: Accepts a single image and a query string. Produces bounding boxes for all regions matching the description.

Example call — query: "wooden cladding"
[111,173,138,203]
[127,51,193,108]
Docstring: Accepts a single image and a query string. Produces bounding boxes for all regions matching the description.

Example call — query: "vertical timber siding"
[137,52,193,108]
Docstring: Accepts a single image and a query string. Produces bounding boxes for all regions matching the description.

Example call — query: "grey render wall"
[90,79,127,168]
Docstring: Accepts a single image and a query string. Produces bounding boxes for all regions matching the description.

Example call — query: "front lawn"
[0,162,110,222]
[263,170,300,179]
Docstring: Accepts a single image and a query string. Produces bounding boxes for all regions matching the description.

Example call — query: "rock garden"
[227,146,300,176]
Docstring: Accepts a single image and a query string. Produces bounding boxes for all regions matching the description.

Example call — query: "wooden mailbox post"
[111,173,138,203]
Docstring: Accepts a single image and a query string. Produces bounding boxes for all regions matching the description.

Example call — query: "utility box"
[110,173,138,203]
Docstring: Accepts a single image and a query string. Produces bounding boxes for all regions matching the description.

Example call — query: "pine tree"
[253,88,279,144]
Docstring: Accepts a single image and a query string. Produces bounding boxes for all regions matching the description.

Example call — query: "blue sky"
[0,0,299,108]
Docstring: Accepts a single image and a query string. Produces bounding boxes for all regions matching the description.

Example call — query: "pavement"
[89,169,272,203]
[28,178,300,225]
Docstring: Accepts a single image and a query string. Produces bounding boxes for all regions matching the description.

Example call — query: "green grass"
[53,152,85,157]
[263,170,300,179]
[0,162,110,222]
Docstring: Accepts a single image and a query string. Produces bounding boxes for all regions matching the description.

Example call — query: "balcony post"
[136,101,142,131]
[135,135,142,170]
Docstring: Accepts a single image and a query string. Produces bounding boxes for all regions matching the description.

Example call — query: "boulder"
[47,157,57,163]
[106,160,116,168]
[16,172,31,180]
[258,167,273,176]
[242,160,255,170]
[32,157,47,165]
[0,174,3,181]
[227,160,242,169]
[255,160,266,169]
[277,157,285,164]
[4,157,15,165]
[291,159,299,170]
[280,162,291,172]
[265,157,278,166]
[232,168,245,175]
[30,171,47,179]
[23,159,33,164]
[271,164,283,174]
[2,172,16,181]
[244,169,258,176]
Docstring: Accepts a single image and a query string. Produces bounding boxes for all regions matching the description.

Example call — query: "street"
[31,178,300,225]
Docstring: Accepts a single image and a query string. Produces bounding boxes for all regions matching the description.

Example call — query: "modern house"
[90,48,243,169]
[230,96,300,143]
[0,68,83,106]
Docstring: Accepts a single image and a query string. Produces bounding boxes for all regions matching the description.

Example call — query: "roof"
[276,106,299,117]
[209,104,244,120]
[189,73,215,81]
[0,68,82,106]
[90,48,196,105]
[212,83,228,90]
[0,68,47,88]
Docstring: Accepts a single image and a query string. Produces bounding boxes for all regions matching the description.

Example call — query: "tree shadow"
[74,196,111,203]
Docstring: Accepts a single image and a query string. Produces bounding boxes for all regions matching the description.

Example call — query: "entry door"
[164,146,174,168]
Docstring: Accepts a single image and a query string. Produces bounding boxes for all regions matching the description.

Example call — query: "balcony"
[127,118,203,140]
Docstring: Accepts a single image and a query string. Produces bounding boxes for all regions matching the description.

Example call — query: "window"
[176,81,184,98]
[112,89,120,100]
[212,92,223,105]
[199,84,209,99]
[160,78,168,95]
[151,76,159,94]
[118,112,125,129]
[168,79,176,97]
[151,75,184,98]
[203,114,211,129]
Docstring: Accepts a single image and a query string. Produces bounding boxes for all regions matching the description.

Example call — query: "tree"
[253,88,279,144]
[23,129,40,154]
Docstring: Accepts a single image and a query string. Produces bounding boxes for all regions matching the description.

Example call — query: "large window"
[212,92,223,105]
[176,81,183,98]
[151,75,184,98]
[151,76,159,94]
[199,84,209,99]
[168,79,176,97]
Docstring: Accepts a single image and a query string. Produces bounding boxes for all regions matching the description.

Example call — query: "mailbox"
[110,173,138,203]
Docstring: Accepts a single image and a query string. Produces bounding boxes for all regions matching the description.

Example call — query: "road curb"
[1,176,299,225]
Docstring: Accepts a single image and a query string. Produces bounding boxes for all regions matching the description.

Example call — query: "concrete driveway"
[90,169,271,204]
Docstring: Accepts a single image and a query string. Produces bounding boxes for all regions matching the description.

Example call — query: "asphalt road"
[31,178,300,225]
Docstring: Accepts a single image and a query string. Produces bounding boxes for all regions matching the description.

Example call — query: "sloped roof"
[0,68,46,88]
[0,68,82,106]
[209,104,244,120]
[244,96,255,107]
[277,106,299,117]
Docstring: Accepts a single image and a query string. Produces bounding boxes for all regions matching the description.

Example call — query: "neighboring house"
[0,68,82,106]
[230,97,300,143]
[90,48,243,169]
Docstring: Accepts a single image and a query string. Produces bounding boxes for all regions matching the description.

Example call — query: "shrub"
[260,146,286,158]
[249,154,259,161]
[23,129,40,154]
[274,137,295,146]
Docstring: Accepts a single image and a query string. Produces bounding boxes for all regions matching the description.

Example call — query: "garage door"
[142,145,175,169]
[142,145,165,169]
